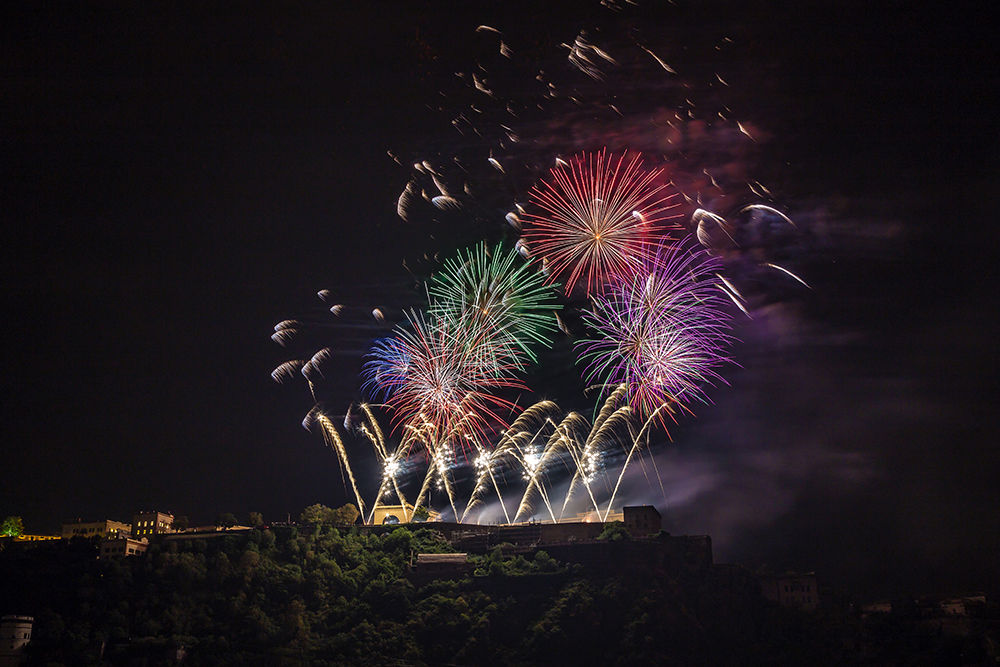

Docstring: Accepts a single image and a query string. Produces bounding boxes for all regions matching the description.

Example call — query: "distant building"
[409,553,471,585]
[760,572,819,611]
[861,600,892,616]
[938,594,987,617]
[61,519,130,539]
[0,615,33,667]
[99,536,148,559]
[131,511,174,539]
[623,506,662,536]
[370,504,440,525]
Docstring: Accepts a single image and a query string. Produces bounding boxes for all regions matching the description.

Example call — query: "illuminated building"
[130,511,175,539]
[0,615,33,667]
[61,519,130,539]
[370,504,440,525]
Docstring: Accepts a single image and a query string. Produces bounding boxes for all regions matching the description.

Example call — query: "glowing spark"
[271,329,296,346]
[763,263,810,288]
[432,195,462,210]
[637,43,675,73]
[271,360,305,384]
[740,204,796,227]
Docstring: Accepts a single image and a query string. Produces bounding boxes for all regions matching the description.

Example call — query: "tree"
[171,515,190,531]
[215,513,238,529]
[412,506,431,522]
[301,503,359,525]
[331,504,359,526]
[247,512,264,528]
[597,521,631,541]
[1,516,24,537]
[300,504,335,525]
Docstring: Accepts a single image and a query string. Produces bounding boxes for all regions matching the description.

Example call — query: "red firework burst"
[523,150,683,296]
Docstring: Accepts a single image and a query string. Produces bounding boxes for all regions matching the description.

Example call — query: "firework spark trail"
[556,412,604,519]
[763,263,810,288]
[360,403,389,459]
[557,385,630,516]
[353,404,413,524]
[271,360,305,384]
[512,415,583,523]
[578,240,734,419]
[603,404,672,521]
[463,445,511,523]
[461,401,563,522]
[739,204,796,227]
[308,409,367,520]
[562,395,635,516]
[691,205,810,302]
[523,150,683,297]
[510,418,564,523]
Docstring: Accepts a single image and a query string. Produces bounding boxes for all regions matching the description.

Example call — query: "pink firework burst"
[577,241,734,420]
[523,150,683,297]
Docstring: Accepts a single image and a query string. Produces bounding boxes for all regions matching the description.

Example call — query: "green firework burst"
[428,242,561,364]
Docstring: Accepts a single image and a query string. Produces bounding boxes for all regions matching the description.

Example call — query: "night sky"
[3,1,997,600]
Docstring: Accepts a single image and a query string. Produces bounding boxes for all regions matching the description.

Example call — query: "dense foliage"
[1,515,24,537]
[1,527,997,666]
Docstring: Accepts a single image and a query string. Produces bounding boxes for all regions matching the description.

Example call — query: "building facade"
[0,615,33,667]
[99,537,148,559]
[131,511,174,539]
[61,519,130,539]
[623,505,662,536]
[370,504,440,525]
[760,572,819,611]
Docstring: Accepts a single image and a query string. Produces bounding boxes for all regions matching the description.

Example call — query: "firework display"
[272,6,811,524]
[427,242,562,364]
[523,150,683,297]
[577,242,734,419]
[363,309,523,456]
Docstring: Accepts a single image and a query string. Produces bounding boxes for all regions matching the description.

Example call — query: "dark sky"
[2,1,997,600]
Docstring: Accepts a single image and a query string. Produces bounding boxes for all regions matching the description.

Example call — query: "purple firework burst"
[577,240,734,419]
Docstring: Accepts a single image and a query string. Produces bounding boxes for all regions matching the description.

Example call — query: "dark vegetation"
[1,526,998,666]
